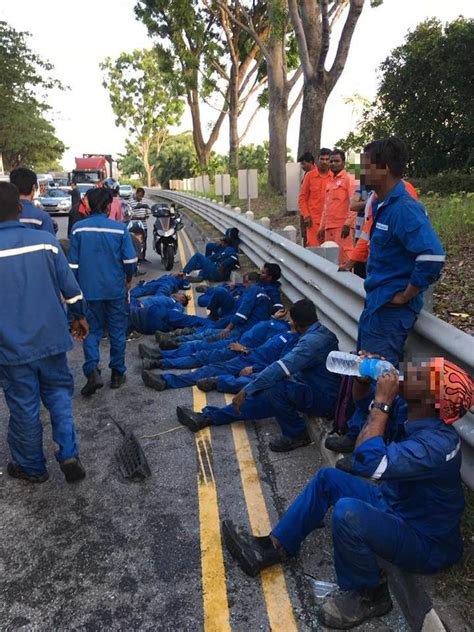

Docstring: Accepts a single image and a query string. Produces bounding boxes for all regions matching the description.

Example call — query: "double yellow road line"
[178,229,297,631]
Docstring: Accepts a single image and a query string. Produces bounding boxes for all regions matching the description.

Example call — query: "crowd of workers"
[0,136,473,629]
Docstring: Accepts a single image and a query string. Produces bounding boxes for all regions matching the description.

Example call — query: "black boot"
[60,456,86,483]
[7,462,49,484]
[222,520,286,577]
[195,285,208,293]
[269,431,311,453]
[111,370,126,389]
[335,454,353,473]
[184,275,203,283]
[142,370,167,391]
[325,433,357,454]
[138,343,162,360]
[173,327,196,336]
[176,406,211,432]
[197,377,218,392]
[319,581,392,629]
[81,369,104,397]
[154,334,180,350]
[142,358,163,370]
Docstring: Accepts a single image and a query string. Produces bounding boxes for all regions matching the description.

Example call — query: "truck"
[71,154,118,184]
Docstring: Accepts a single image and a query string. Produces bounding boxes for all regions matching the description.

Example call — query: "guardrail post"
[259,217,271,228]
[245,211,255,221]
[309,242,340,265]
[233,207,241,214]
[276,225,297,243]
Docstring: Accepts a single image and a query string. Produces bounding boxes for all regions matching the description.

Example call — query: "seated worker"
[221,359,472,630]
[205,227,240,257]
[181,236,239,282]
[128,293,209,336]
[141,330,298,391]
[130,274,190,301]
[198,272,259,318]
[176,299,340,452]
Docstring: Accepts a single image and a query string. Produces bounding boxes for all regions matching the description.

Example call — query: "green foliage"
[338,18,474,176]
[411,172,474,196]
[0,21,66,171]
[155,133,199,186]
[424,192,474,253]
[239,141,292,172]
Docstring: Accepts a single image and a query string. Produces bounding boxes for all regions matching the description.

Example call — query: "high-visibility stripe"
[371,455,388,479]
[277,359,290,376]
[279,335,288,342]
[416,254,446,262]
[256,293,270,300]
[235,312,247,320]
[446,442,461,462]
[123,257,138,264]
[72,227,124,235]
[69,263,79,269]
[64,293,83,305]
[19,218,42,226]
[0,243,58,258]
[359,231,369,241]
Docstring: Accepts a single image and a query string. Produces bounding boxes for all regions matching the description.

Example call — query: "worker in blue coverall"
[328,137,446,454]
[141,330,298,391]
[176,299,340,452]
[221,358,472,630]
[10,167,56,235]
[181,236,239,282]
[0,182,88,484]
[69,187,137,396]
[205,226,240,257]
[197,272,257,318]
[130,274,190,301]
[128,294,209,335]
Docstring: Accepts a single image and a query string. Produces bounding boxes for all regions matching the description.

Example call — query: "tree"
[0,21,65,171]
[338,18,474,175]
[101,48,184,186]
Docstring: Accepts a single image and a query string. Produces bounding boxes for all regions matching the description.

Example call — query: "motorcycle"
[151,203,184,270]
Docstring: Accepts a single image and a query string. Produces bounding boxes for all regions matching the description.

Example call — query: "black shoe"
[269,431,311,453]
[142,258,151,263]
[142,358,163,370]
[155,336,180,351]
[7,462,49,484]
[195,285,208,293]
[319,581,392,629]
[184,275,203,283]
[111,370,126,389]
[138,343,162,360]
[335,454,353,473]
[325,433,357,454]
[197,377,218,392]
[60,456,86,483]
[142,370,167,391]
[173,327,196,336]
[126,330,142,342]
[81,369,104,397]
[222,520,286,577]
[176,406,211,432]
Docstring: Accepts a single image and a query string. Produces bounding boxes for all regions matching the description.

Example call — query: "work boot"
[269,431,311,453]
[195,285,208,293]
[173,327,196,336]
[142,370,167,391]
[335,454,353,473]
[138,343,162,360]
[197,377,218,392]
[60,456,86,483]
[319,581,392,629]
[126,330,142,342]
[111,370,126,389]
[184,275,203,283]
[81,369,104,397]
[222,520,286,577]
[142,358,163,370]
[7,462,49,484]
[156,335,180,351]
[176,406,211,432]
[325,433,357,454]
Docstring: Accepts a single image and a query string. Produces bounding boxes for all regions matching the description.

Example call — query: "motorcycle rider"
[103,178,124,222]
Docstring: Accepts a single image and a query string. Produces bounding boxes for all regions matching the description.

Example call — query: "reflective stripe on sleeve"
[235,312,248,320]
[276,359,290,376]
[64,293,84,305]
[279,335,288,342]
[72,227,125,235]
[446,442,461,462]
[371,455,388,480]
[415,254,446,262]
[123,258,138,264]
[0,243,59,258]
[69,263,79,269]
[19,218,43,226]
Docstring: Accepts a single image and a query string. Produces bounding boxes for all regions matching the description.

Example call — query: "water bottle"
[326,351,397,380]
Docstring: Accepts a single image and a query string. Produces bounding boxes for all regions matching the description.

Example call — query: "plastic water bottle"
[326,351,397,380]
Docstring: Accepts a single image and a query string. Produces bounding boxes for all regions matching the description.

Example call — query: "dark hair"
[364,137,408,178]
[228,227,239,239]
[244,271,260,282]
[87,187,113,214]
[263,262,281,282]
[289,298,318,327]
[136,187,145,195]
[319,147,331,157]
[330,149,345,162]
[298,152,315,163]
[0,182,20,220]
[221,236,232,246]
[10,167,37,195]
[178,293,190,306]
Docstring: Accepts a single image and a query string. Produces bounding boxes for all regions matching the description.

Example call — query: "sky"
[1,0,471,171]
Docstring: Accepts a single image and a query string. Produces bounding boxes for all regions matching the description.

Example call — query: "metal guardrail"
[146,189,474,489]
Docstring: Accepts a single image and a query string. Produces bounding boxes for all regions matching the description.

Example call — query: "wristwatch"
[370,400,391,415]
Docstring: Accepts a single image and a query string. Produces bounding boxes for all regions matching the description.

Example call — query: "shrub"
[411,172,474,195]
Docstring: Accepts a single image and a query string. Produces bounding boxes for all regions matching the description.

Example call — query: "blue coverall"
[272,401,464,590]
[205,228,240,257]
[358,181,445,365]
[130,275,190,300]
[161,332,298,389]
[69,213,138,377]
[183,247,239,281]
[19,199,56,235]
[128,296,208,335]
[197,283,245,316]
[0,221,86,476]
[203,322,341,437]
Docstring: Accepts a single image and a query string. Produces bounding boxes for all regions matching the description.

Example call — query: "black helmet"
[102,177,120,194]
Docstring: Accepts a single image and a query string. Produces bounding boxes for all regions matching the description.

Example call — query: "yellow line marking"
[178,233,231,631]
[225,395,298,631]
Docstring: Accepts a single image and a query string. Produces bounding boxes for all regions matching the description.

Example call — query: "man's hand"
[303,216,312,228]
[126,278,132,292]
[71,318,89,340]
[318,229,325,242]
[229,342,250,354]
[375,370,399,406]
[232,389,247,414]
[341,224,350,239]
[219,329,231,339]
[388,291,409,306]
[273,308,287,320]
[239,366,253,377]
[338,259,355,272]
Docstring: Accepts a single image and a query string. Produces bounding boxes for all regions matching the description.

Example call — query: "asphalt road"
[0,210,408,631]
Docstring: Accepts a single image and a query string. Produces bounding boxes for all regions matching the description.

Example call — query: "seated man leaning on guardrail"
[175,299,341,453]
[180,236,239,282]
[221,357,473,630]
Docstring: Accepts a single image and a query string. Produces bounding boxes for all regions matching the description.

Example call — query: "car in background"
[39,189,72,214]
[119,184,133,199]
[76,183,95,199]
[53,177,72,193]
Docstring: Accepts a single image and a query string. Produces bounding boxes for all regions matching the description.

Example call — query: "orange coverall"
[319,169,356,265]
[298,167,332,247]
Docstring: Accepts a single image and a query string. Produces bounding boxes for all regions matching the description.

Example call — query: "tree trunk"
[297,79,326,157]
[267,63,289,194]
[187,90,208,167]
[228,65,240,174]
[141,138,153,187]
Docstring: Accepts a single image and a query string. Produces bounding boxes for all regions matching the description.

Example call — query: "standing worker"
[318,149,356,265]
[0,182,88,484]
[298,148,332,247]
[69,187,138,395]
[10,167,56,235]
